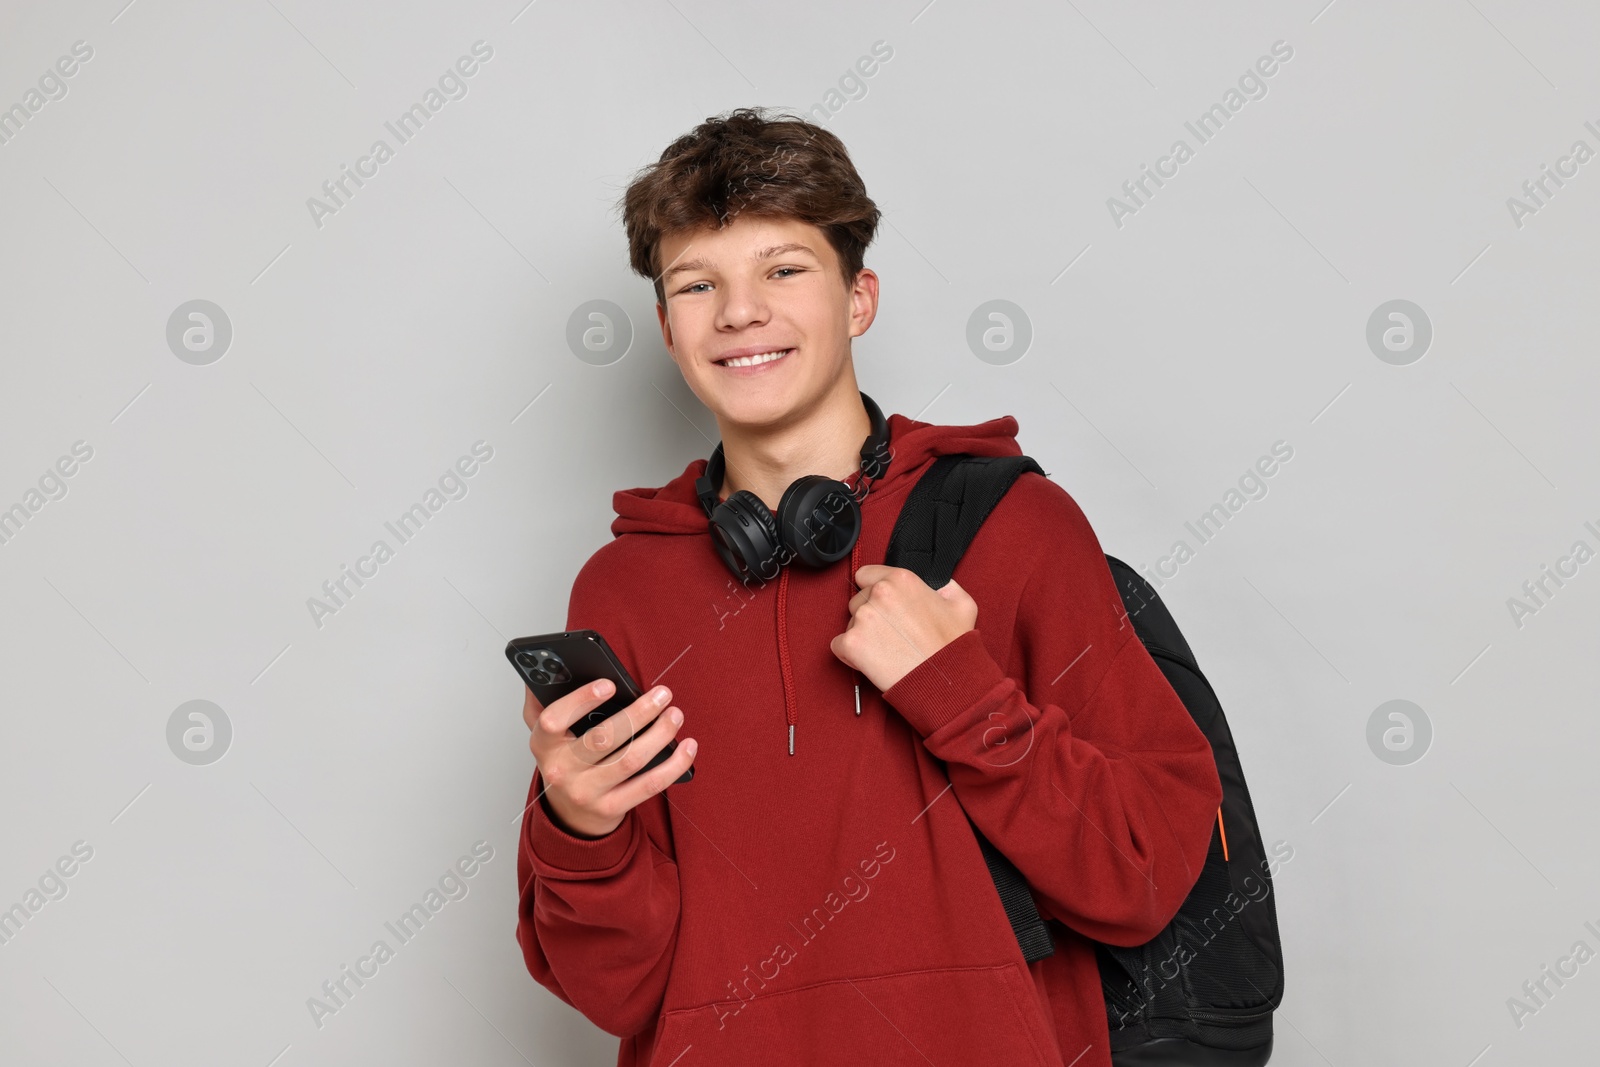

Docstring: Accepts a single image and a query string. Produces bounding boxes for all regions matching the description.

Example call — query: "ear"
[847,268,880,340]
[656,300,678,365]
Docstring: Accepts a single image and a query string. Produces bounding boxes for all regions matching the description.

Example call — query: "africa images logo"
[306,441,493,629]
[305,41,494,229]
[1106,40,1295,229]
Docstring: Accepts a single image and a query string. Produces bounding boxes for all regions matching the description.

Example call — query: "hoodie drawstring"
[777,566,798,754]
[777,532,868,755]
[850,536,864,718]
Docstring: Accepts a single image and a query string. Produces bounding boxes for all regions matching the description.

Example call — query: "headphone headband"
[695,391,890,517]
[858,393,891,481]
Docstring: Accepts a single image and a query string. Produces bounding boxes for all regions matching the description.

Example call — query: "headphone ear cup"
[776,476,861,567]
[708,490,783,582]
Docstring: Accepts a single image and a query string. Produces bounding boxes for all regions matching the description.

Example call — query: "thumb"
[829,631,854,667]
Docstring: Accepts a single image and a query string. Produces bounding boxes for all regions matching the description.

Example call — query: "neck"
[716,377,872,511]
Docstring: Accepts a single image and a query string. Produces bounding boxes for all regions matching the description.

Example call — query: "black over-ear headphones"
[695,392,892,585]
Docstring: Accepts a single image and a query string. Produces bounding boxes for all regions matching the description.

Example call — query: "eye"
[680,281,712,294]
[772,267,803,279]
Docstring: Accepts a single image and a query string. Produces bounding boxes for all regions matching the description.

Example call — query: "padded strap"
[885,455,1045,585]
[885,453,1054,962]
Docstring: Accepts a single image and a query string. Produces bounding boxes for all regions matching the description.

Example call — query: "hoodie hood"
[610,410,1025,537]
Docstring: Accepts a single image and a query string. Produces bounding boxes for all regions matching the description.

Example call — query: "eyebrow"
[660,242,819,284]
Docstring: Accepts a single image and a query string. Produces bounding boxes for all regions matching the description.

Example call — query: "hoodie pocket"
[651,962,1060,1066]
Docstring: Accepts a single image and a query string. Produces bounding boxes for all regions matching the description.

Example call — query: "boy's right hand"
[524,680,697,839]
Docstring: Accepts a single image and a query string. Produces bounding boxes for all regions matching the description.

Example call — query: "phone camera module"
[519,647,571,686]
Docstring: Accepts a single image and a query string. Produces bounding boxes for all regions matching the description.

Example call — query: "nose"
[714,275,770,333]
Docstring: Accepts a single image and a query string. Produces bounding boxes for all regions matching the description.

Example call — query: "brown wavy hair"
[620,108,881,305]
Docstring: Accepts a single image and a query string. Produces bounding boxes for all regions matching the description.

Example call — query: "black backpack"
[884,454,1284,1066]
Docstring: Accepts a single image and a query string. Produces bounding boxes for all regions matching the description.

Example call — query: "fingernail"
[653,686,670,705]
[670,708,683,725]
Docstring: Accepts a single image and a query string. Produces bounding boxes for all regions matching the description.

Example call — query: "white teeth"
[720,349,789,367]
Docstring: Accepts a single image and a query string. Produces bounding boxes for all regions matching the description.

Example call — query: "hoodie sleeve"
[880,476,1222,947]
[514,546,682,1037]
[515,772,680,1036]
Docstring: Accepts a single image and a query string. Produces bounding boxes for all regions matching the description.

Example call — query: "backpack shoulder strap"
[883,452,1055,963]
[885,454,1046,587]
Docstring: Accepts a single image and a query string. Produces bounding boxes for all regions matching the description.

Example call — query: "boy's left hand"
[830,565,978,693]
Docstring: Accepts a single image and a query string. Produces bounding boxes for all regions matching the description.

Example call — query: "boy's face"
[654,215,878,431]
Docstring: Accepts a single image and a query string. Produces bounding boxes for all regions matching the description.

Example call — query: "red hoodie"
[516,409,1223,1067]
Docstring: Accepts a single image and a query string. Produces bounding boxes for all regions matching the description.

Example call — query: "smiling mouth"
[715,348,793,368]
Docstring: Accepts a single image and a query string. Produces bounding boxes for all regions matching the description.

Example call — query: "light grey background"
[1,0,1595,1064]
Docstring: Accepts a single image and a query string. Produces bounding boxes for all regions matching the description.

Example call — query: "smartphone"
[507,630,693,785]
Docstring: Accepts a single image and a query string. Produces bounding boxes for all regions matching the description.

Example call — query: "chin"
[715,392,791,427]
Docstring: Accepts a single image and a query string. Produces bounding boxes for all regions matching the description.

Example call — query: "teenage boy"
[517,108,1222,1067]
